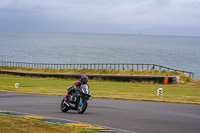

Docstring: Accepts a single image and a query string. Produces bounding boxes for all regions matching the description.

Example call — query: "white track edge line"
[1,109,136,133]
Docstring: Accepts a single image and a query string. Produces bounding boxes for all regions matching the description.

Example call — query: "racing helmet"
[80,75,88,84]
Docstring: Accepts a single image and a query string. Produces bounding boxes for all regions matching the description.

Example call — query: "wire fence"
[0,61,194,78]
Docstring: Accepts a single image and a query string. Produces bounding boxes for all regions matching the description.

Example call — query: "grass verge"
[0,74,200,104]
[0,113,93,133]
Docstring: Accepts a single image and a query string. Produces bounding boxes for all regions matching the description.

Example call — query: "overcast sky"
[0,0,200,36]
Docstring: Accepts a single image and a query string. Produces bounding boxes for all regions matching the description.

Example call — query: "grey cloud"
[0,0,200,36]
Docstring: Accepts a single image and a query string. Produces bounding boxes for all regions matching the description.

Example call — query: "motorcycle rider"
[66,75,89,100]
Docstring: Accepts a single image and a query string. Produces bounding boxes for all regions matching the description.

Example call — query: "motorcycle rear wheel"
[61,97,69,112]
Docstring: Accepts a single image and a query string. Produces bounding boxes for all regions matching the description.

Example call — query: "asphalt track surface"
[0,92,200,133]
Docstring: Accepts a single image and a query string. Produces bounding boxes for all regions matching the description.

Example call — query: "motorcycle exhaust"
[63,101,69,107]
[69,103,76,108]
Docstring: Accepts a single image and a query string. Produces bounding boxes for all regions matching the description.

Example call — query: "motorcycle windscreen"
[80,84,91,96]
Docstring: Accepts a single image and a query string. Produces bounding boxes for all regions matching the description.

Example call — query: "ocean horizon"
[0,32,200,79]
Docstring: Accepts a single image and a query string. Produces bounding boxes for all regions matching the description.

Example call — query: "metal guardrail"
[0,71,180,84]
[0,61,194,78]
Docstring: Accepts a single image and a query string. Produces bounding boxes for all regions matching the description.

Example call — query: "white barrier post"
[15,83,19,88]
[157,88,163,96]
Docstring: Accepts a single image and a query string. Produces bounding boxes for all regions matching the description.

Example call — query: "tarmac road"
[0,92,200,133]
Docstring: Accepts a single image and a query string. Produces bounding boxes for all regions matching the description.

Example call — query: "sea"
[0,32,200,79]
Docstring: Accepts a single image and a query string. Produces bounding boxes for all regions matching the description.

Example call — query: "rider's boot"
[66,93,70,97]
[65,93,70,101]
[66,93,74,102]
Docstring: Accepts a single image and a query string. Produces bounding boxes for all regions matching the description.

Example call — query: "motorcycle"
[60,84,91,114]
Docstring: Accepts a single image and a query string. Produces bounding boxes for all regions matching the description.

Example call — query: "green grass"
[0,113,93,133]
[0,74,200,104]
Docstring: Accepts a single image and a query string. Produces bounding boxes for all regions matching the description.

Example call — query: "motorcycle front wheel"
[60,97,69,112]
[77,98,88,114]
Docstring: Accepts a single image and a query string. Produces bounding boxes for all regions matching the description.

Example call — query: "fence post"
[152,64,155,70]
[189,72,192,78]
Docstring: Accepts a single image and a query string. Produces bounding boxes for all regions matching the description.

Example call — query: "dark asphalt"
[0,92,200,133]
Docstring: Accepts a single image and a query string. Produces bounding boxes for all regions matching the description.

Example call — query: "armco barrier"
[0,70,179,84]
[0,61,194,78]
